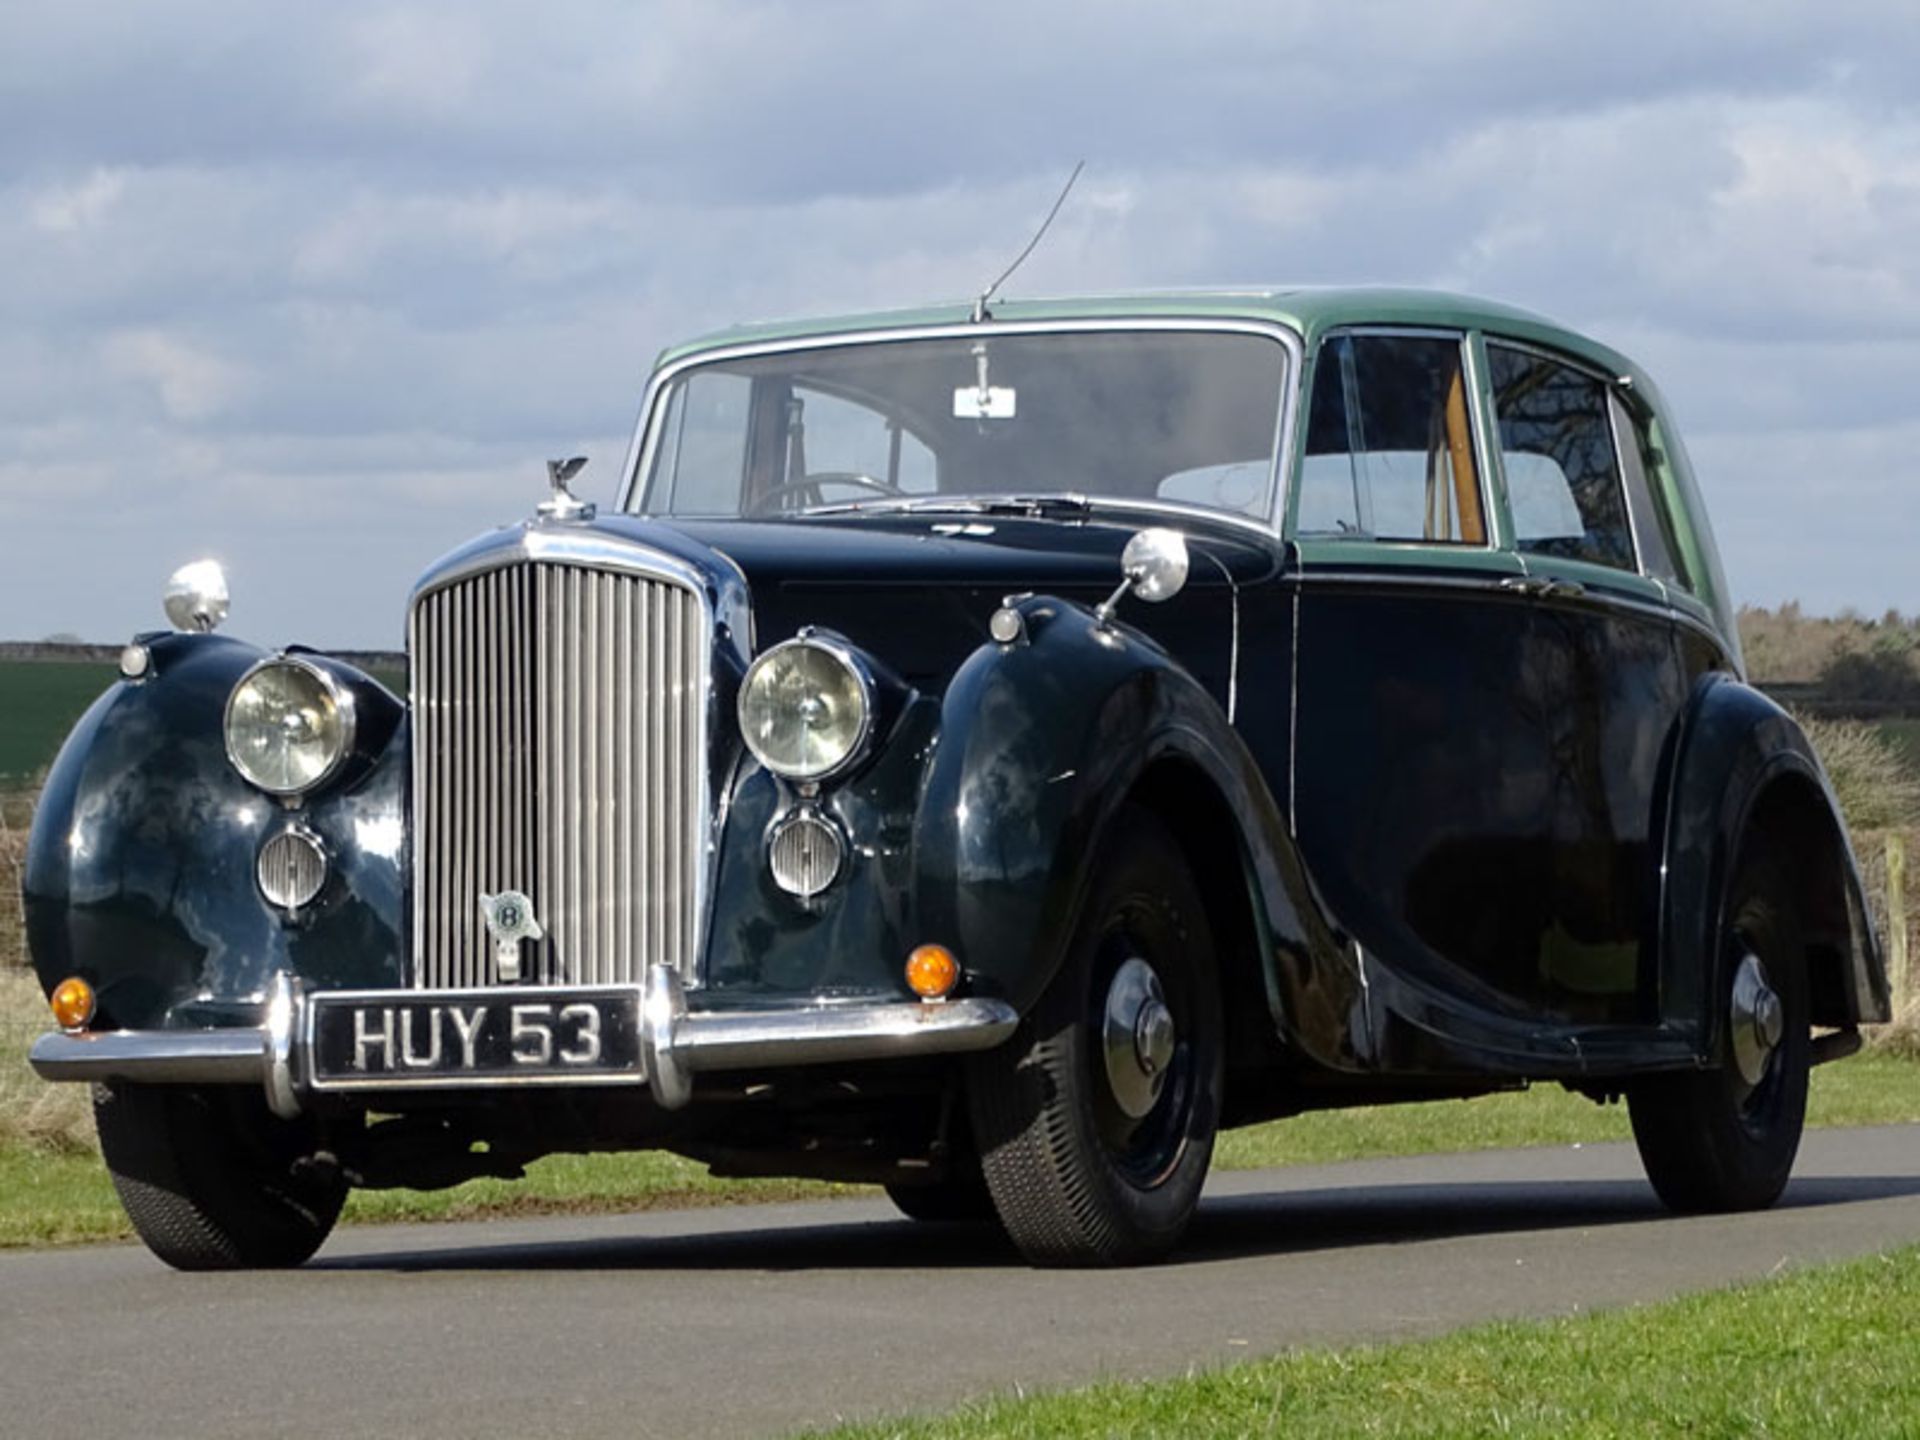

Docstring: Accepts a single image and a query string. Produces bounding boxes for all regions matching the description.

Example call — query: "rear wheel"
[94,1082,347,1271]
[968,807,1222,1266]
[1628,845,1809,1212]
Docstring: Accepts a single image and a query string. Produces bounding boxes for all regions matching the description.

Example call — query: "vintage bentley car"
[25,288,1889,1269]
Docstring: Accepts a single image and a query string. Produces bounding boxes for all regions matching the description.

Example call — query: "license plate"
[307,987,643,1088]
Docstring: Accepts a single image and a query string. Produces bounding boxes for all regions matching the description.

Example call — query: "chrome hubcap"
[1103,957,1176,1119]
[1730,951,1785,1088]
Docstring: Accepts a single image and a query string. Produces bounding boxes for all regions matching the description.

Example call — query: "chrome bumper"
[28,964,1019,1119]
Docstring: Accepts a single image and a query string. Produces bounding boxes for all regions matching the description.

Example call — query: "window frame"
[1481,334,1650,583]
[623,318,1304,540]
[1286,325,1497,552]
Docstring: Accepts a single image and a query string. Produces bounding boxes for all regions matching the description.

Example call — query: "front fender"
[23,634,408,1031]
[1661,673,1888,1045]
[910,597,1344,1023]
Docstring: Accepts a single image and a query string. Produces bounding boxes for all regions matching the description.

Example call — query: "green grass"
[4,1050,1916,1250]
[813,1246,1920,1438]
[0,1145,849,1249]
[1216,1048,1920,1169]
[0,660,116,782]
[1881,717,1920,771]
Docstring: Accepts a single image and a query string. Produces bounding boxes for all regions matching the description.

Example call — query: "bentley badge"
[480,890,544,982]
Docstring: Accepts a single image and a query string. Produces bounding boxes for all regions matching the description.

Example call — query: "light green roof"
[653,286,1650,388]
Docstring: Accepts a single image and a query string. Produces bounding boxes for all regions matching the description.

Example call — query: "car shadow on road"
[312,1172,1920,1275]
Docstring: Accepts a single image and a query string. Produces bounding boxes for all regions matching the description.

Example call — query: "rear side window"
[1487,343,1635,572]
[1298,334,1486,544]
[1611,390,1691,590]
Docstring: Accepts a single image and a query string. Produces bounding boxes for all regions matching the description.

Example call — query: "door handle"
[1499,576,1586,600]
[1499,576,1551,597]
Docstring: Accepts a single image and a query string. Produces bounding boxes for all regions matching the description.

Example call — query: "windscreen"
[635,329,1289,520]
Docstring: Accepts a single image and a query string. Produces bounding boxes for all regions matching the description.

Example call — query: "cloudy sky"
[3,1,1916,647]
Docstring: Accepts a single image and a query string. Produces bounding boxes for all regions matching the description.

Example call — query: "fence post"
[1888,833,1909,1018]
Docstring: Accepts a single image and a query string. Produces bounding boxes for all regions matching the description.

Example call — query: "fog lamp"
[49,977,96,1032]
[905,944,960,1001]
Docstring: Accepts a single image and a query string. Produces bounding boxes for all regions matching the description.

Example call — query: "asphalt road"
[4,1125,1919,1439]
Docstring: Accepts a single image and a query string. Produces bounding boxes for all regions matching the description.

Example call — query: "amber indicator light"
[49,977,97,1033]
[905,944,961,1001]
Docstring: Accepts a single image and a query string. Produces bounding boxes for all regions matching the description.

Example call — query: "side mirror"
[1096,528,1189,626]
[163,559,230,633]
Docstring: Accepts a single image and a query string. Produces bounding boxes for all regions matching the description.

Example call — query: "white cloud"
[2,2,1919,642]
[29,168,125,232]
[102,330,249,423]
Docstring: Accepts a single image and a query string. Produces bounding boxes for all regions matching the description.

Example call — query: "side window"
[1487,344,1635,572]
[790,387,937,494]
[650,370,752,514]
[1297,334,1485,544]
[1610,391,1692,590]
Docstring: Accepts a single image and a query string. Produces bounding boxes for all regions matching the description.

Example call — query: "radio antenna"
[972,160,1085,323]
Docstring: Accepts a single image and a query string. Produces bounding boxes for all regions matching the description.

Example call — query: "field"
[0,660,116,783]
[1884,717,1920,770]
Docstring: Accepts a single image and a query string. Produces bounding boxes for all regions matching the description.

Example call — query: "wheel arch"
[1124,757,1286,1105]
[1659,674,1889,1052]
[916,595,1356,1063]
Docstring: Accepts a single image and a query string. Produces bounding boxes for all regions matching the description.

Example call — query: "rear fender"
[1660,674,1888,1048]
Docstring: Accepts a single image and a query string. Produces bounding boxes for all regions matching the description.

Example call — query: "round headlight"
[225,658,353,796]
[738,639,872,781]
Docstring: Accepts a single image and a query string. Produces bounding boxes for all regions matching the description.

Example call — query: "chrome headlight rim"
[223,654,357,798]
[737,634,876,783]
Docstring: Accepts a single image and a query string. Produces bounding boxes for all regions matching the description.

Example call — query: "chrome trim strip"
[414,525,717,608]
[677,995,1020,1069]
[618,317,1305,538]
[29,1027,266,1085]
[1292,564,1675,626]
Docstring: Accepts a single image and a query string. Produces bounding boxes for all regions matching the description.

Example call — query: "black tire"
[94,1082,347,1271]
[1628,844,1810,1212]
[968,806,1223,1266]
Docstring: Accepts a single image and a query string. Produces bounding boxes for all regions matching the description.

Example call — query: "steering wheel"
[747,471,906,515]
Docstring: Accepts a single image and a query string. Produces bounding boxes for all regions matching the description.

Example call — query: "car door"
[1289,328,1565,1023]
[1482,337,1690,1026]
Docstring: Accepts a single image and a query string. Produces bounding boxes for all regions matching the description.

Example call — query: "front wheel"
[1628,845,1809,1212]
[968,807,1223,1266]
[94,1082,348,1270]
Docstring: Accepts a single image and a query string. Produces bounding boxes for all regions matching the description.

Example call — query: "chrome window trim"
[1290,565,1673,627]
[1292,325,1497,551]
[1481,334,1645,582]
[617,317,1305,540]
[223,654,358,799]
[1604,386,1653,581]
[405,529,720,991]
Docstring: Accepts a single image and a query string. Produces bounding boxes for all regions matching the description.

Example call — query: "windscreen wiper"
[793,494,1094,520]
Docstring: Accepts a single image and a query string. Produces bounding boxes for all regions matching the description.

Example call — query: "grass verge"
[811,1245,1920,1439]
[4,1050,1916,1250]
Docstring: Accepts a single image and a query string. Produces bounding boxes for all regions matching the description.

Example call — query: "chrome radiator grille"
[409,560,708,989]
